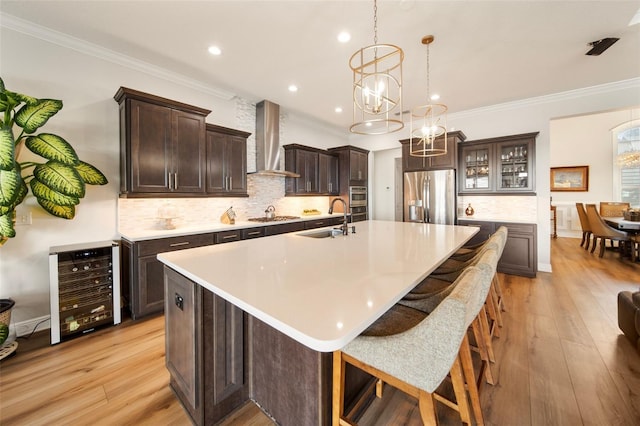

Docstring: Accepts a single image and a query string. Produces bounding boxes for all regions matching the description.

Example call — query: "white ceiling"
[1,1,639,131]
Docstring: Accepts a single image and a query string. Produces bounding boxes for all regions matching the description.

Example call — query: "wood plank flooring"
[1,237,639,425]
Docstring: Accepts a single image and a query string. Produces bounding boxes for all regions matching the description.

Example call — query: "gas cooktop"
[247,216,300,223]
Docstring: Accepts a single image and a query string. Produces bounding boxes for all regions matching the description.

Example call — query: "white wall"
[0,25,347,328]
[550,108,640,238]
[362,79,640,273]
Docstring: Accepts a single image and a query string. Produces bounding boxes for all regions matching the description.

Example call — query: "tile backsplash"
[118,174,332,232]
[457,195,537,222]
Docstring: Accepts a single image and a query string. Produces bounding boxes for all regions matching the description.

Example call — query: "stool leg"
[332,351,347,425]
[449,355,472,425]
[459,334,485,426]
[417,390,438,426]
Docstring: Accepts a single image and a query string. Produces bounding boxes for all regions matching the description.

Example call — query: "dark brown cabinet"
[284,145,318,194]
[458,132,538,195]
[457,219,537,277]
[121,233,214,319]
[164,266,202,422]
[164,267,248,425]
[399,131,466,172]
[318,153,339,195]
[205,124,250,196]
[115,87,210,197]
[328,145,369,188]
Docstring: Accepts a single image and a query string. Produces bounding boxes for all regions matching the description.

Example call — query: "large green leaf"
[0,178,27,215]
[33,161,85,198]
[37,198,75,219]
[30,177,79,206]
[0,78,5,92]
[0,168,22,207]
[0,127,15,171]
[75,160,108,185]
[14,98,63,134]
[25,133,78,165]
[0,213,16,239]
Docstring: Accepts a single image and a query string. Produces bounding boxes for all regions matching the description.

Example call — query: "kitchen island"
[158,220,477,425]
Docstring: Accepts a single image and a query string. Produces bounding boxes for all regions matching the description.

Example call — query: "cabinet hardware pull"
[223,234,239,239]
[247,231,260,236]
[168,172,172,190]
[170,242,190,247]
[229,176,233,190]
[174,173,178,189]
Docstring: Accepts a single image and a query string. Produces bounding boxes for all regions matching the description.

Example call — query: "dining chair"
[599,201,631,217]
[585,204,630,258]
[333,266,491,426]
[575,203,592,250]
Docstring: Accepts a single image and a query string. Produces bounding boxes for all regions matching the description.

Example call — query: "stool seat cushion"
[362,304,427,337]
[403,277,452,300]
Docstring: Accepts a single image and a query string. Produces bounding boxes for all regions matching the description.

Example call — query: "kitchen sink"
[298,228,344,238]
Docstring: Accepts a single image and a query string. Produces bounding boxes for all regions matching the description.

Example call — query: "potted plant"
[0,77,108,245]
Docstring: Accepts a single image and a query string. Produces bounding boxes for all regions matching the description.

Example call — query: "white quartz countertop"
[157,220,477,352]
[119,213,346,241]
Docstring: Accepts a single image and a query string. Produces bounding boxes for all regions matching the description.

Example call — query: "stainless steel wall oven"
[349,186,368,222]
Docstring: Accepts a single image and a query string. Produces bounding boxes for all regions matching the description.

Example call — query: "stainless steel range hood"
[253,100,300,177]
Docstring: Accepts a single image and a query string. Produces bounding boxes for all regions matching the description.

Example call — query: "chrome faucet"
[329,198,349,235]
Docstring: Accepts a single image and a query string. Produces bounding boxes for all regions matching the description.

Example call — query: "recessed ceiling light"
[288,84,298,92]
[335,107,343,113]
[208,45,221,55]
[337,31,351,43]
[430,94,440,101]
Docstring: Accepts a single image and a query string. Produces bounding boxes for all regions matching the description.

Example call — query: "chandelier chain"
[373,0,378,45]
[426,42,431,101]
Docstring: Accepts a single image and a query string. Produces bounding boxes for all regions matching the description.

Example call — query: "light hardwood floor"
[1,237,639,425]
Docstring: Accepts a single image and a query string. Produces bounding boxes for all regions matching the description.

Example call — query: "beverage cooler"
[49,241,121,344]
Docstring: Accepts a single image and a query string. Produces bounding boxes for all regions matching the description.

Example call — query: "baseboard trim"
[14,315,51,337]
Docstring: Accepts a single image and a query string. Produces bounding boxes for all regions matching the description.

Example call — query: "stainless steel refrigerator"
[403,169,456,224]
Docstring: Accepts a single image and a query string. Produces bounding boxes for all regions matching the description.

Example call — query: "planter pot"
[0,299,16,346]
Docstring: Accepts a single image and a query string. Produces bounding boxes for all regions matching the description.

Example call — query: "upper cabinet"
[458,132,538,195]
[328,145,370,188]
[205,124,250,197]
[399,131,466,172]
[284,144,338,196]
[115,87,210,197]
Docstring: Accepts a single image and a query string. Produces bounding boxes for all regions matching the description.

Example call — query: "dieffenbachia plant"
[0,77,108,245]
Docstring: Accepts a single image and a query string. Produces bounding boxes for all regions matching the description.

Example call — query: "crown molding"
[450,77,640,120]
[0,12,236,100]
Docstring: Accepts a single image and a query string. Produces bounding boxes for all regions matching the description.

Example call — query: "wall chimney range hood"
[253,100,300,177]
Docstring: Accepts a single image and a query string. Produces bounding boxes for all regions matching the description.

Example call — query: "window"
[613,120,640,208]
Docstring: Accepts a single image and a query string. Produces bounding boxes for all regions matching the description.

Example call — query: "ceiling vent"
[585,37,619,56]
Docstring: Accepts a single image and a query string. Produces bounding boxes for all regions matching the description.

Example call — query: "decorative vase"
[0,299,15,346]
[465,204,475,216]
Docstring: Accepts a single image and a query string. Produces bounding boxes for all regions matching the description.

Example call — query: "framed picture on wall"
[550,166,589,191]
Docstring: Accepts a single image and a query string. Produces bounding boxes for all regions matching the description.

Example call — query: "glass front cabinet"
[458,132,538,194]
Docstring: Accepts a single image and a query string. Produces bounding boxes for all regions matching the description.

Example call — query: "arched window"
[613,119,640,208]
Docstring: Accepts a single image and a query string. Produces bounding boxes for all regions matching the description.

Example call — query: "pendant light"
[349,0,404,135]
[410,35,448,157]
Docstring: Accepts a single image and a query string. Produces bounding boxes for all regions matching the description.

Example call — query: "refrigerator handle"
[425,176,431,223]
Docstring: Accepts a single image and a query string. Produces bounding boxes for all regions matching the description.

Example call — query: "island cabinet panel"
[399,130,466,172]
[121,233,214,319]
[164,268,249,425]
[205,124,250,196]
[202,289,249,423]
[115,87,210,197]
[250,316,332,426]
[164,266,202,423]
[457,219,537,277]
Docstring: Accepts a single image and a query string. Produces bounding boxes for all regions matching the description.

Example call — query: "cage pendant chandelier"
[410,35,448,157]
[349,0,404,135]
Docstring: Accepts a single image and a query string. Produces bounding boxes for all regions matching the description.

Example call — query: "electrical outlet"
[15,207,32,225]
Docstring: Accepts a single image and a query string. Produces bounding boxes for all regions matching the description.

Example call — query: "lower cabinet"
[457,219,537,277]
[164,267,248,425]
[121,233,214,319]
